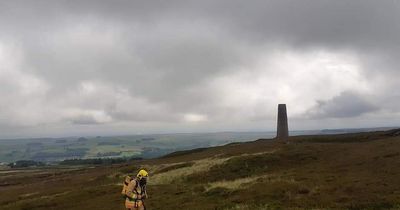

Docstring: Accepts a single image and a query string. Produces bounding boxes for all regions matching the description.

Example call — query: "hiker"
[123,169,149,210]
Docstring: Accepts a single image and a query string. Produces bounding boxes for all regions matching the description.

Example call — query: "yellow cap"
[137,169,149,179]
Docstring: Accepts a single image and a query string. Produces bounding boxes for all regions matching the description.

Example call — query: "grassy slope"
[1,129,400,209]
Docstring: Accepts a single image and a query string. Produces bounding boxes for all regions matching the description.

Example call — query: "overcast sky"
[0,0,400,138]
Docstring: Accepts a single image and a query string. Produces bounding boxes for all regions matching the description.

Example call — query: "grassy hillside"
[1,129,400,209]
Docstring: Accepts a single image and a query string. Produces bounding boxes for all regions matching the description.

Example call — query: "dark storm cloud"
[0,0,399,137]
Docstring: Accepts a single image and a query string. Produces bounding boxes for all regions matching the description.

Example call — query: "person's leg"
[126,200,135,210]
[137,200,145,210]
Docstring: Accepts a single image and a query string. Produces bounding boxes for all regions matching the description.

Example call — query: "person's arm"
[143,186,148,199]
[126,180,141,199]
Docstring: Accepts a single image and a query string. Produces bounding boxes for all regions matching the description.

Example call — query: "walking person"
[122,169,149,210]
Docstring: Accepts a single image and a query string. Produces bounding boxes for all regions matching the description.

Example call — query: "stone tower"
[276,104,289,141]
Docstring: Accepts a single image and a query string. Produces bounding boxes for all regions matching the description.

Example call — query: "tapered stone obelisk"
[276,104,289,141]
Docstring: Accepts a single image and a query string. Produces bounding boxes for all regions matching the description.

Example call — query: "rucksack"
[121,175,134,197]
[121,175,147,200]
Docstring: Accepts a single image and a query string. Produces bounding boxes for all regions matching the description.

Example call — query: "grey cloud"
[2,0,400,51]
[308,92,379,118]
[0,0,400,137]
[69,115,105,125]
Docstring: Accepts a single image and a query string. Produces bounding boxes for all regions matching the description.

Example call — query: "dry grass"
[206,173,297,192]
[150,157,230,185]
[222,204,274,210]
[206,175,264,191]
[3,129,400,209]
[151,151,279,185]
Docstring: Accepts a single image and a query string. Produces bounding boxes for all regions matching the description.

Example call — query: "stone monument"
[276,104,289,141]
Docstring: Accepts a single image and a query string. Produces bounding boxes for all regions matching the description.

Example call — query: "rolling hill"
[1,129,400,209]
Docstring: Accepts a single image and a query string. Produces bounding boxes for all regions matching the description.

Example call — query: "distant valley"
[0,127,395,164]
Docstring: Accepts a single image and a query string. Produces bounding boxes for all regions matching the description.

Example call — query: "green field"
[0,132,279,163]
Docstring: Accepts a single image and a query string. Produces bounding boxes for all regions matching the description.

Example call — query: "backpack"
[121,175,134,197]
[122,176,147,199]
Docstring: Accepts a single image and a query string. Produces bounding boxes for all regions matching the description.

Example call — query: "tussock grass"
[206,175,265,191]
[150,157,230,185]
[206,173,297,192]
[154,162,194,174]
[223,204,275,210]
[151,151,277,186]
[186,153,280,183]
[261,174,297,184]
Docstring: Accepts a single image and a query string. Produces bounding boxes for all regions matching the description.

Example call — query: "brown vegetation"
[1,129,400,209]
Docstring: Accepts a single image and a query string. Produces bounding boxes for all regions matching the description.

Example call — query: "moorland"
[1,129,400,209]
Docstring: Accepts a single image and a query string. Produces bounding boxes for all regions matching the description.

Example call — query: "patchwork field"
[0,132,280,163]
[1,129,400,209]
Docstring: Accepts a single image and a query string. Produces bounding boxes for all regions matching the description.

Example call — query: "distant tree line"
[8,160,45,168]
[32,148,89,161]
[59,156,143,165]
[7,156,143,168]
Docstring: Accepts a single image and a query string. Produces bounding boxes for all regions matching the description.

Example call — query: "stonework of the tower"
[276,104,289,141]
